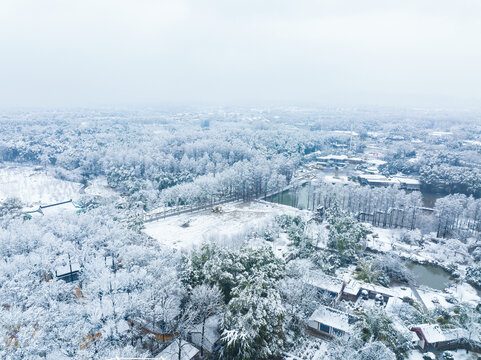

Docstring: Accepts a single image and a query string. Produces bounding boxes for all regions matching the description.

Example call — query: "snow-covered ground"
[143,201,305,250]
[408,349,480,360]
[285,338,328,360]
[0,165,82,206]
[83,176,117,197]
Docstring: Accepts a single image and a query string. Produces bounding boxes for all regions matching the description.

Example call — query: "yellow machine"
[212,205,223,213]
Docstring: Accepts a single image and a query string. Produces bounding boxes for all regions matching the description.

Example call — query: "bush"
[466,264,481,288]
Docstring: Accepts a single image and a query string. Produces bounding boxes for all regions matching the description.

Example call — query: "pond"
[266,183,312,210]
[267,181,443,212]
[421,191,444,208]
[406,262,452,291]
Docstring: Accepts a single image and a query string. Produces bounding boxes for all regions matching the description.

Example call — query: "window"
[318,323,330,334]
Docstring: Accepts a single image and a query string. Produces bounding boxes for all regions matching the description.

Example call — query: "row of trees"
[280,180,481,239]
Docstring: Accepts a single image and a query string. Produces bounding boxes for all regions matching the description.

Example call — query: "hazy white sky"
[1,0,480,108]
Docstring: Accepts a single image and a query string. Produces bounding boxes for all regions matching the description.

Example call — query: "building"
[317,154,364,165]
[410,324,472,351]
[156,341,200,360]
[307,305,357,336]
[188,315,221,354]
[356,174,421,190]
[304,271,345,298]
[341,279,398,303]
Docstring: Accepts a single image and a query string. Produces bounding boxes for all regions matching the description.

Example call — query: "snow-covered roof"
[411,324,448,343]
[343,280,397,298]
[308,306,352,333]
[189,315,221,350]
[318,155,349,161]
[443,328,470,342]
[342,280,362,297]
[429,131,452,136]
[304,271,344,295]
[156,341,199,360]
[391,177,421,186]
[366,159,387,166]
[357,174,420,186]
[359,282,397,298]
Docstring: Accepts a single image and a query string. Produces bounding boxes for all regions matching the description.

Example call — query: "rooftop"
[156,341,199,360]
[308,305,352,333]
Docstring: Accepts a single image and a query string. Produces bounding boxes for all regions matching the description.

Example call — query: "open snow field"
[143,201,305,250]
[0,165,82,206]
[408,349,480,360]
[83,176,117,197]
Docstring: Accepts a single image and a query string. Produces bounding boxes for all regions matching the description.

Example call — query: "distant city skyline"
[1,0,480,108]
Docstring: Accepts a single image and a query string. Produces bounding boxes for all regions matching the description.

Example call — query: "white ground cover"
[83,176,117,197]
[143,201,306,251]
[408,349,480,360]
[285,338,328,360]
[0,164,82,206]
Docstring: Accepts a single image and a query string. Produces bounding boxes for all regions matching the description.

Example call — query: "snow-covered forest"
[1,107,481,360]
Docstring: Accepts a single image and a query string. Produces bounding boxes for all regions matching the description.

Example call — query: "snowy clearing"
[0,165,82,206]
[143,201,306,250]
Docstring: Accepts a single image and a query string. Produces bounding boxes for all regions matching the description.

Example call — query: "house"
[156,341,200,360]
[317,154,364,165]
[356,174,421,190]
[392,176,421,191]
[307,305,357,336]
[410,324,470,351]
[341,279,398,304]
[304,271,345,299]
[188,315,221,354]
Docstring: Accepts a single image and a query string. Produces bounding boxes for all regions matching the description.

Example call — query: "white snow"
[0,165,81,206]
[322,175,352,184]
[417,288,453,310]
[308,305,352,333]
[156,341,199,360]
[143,201,305,250]
[83,176,117,197]
[445,282,481,306]
[411,324,446,343]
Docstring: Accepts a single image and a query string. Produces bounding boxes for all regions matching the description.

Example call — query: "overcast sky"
[1,0,481,108]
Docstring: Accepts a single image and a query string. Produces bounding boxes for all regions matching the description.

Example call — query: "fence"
[143,195,240,223]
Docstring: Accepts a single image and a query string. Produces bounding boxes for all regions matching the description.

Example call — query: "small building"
[341,280,398,304]
[307,305,356,336]
[305,271,345,299]
[356,174,421,190]
[410,324,468,351]
[156,341,200,360]
[392,177,421,191]
[317,154,364,165]
[188,315,221,354]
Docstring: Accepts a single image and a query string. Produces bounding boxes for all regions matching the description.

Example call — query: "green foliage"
[355,259,391,287]
[221,274,285,360]
[275,214,302,230]
[327,213,367,264]
[0,197,23,217]
[466,264,481,288]
[356,308,410,358]
[182,244,285,302]
[311,251,342,275]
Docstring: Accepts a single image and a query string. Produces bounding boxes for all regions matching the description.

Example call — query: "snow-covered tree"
[221,275,285,360]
